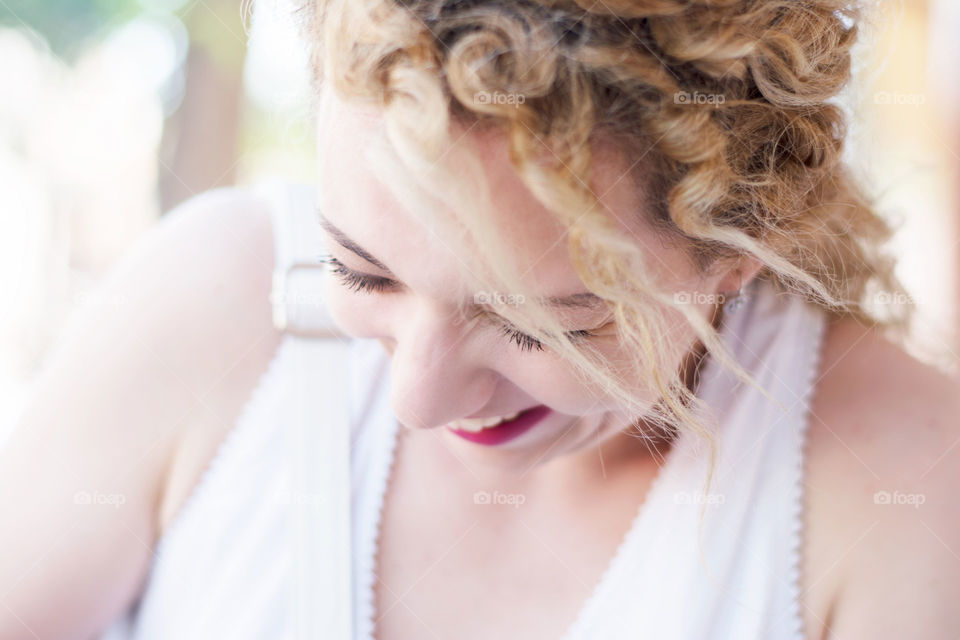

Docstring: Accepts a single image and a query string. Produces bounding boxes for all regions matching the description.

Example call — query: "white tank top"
[98,181,827,640]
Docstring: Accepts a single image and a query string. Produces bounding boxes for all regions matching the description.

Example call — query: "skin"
[314,89,960,639]
[0,189,283,640]
[315,87,755,493]
[314,91,751,638]
[800,319,960,639]
[0,89,957,639]
[313,93,735,637]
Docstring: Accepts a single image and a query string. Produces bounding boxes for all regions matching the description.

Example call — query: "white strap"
[265,182,340,337]
[257,180,354,640]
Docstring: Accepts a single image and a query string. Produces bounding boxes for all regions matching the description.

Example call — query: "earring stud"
[723,277,749,313]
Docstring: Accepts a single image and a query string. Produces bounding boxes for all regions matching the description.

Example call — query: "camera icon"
[473,490,491,505]
[474,91,491,105]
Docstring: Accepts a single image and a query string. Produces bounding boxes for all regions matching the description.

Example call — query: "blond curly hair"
[297,0,912,505]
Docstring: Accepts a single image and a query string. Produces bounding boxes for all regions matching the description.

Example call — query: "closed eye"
[494,319,594,353]
[319,254,597,353]
[319,254,396,293]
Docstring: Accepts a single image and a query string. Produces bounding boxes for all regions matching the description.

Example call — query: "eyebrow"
[317,211,392,272]
[317,210,606,311]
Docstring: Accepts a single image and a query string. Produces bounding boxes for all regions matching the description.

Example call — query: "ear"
[715,255,764,294]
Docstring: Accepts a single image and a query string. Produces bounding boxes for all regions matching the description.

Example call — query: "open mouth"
[445,405,552,446]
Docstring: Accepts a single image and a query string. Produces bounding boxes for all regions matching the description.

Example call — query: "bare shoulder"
[0,186,283,640]
[801,315,960,640]
[136,188,287,534]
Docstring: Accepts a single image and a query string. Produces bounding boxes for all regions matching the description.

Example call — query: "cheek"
[502,349,659,417]
[322,278,387,338]
[516,312,703,416]
[607,316,702,392]
[324,280,707,417]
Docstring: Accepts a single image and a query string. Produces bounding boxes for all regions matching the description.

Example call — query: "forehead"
[315,90,651,297]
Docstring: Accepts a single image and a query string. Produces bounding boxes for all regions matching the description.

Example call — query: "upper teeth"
[448,411,521,432]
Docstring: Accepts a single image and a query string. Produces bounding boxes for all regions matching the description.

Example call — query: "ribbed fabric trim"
[783,305,829,640]
[558,424,692,640]
[355,402,402,639]
[151,336,291,563]
[558,289,744,639]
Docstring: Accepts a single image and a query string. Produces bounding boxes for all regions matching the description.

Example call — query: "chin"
[447,432,567,477]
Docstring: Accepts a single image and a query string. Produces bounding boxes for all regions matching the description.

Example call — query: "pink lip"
[446,405,552,446]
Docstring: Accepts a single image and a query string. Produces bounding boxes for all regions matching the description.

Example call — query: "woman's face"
[315,90,726,475]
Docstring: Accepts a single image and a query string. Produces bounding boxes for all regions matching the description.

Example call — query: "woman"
[2,1,958,639]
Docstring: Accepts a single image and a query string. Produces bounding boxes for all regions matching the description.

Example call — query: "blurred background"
[0,0,958,441]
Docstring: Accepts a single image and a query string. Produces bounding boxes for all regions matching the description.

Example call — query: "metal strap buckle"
[271,262,345,339]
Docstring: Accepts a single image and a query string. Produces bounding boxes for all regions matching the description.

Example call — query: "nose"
[387,304,497,430]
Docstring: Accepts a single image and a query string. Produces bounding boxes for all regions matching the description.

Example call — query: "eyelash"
[319,254,394,294]
[319,254,594,353]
